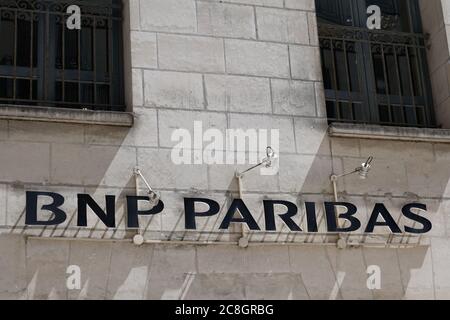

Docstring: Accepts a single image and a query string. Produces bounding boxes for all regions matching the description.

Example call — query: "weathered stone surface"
[147,245,196,300]
[0,235,26,299]
[137,148,208,190]
[256,8,309,44]
[285,0,315,10]
[225,39,290,78]
[140,0,197,33]
[272,79,316,116]
[85,107,158,148]
[0,120,7,140]
[158,34,225,73]
[9,121,84,143]
[130,31,157,69]
[225,0,284,7]
[144,70,205,110]
[106,242,153,300]
[290,45,322,80]
[67,241,112,300]
[205,74,271,113]
[0,141,50,183]
[26,239,70,300]
[229,113,296,153]
[197,2,256,39]
[50,144,136,187]
[157,109,227,149]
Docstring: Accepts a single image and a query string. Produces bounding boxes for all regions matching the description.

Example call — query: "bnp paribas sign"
[24,191,432,235]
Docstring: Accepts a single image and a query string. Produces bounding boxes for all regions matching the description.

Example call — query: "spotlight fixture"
[235,146,278,178]
[331,156,373,182]
[357,156,373,180]
[235,147,278,248]
[330,156,374,202]
[329,156,373,249]
[134,168,161,208]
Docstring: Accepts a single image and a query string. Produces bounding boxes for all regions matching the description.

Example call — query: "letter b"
[26,191,67,226]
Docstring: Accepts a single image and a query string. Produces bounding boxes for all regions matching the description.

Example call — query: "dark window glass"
[0,0,124,111]
[317,0,434,127]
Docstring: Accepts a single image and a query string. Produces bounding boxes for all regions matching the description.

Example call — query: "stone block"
[294,117,331,155]
[128,0,140,30]
[197,2,256,39]
[0,120,6,140]
[279,154,336,194]
[67,241,112,300]
[9,121,83,144]
[229,113,296,153]
[244,274,309,300]
[147,245,196,300]
[0,235,27,299]
[131,68,143,107]
[50,144,136,187]
[362,248,404,299]
[285,0,315,10]
[130,31,157,69]
[272,79,316,116]
[256,8,309,44]
[205,74,271,113]
[0,141,50,183]
[225,0,284,7]
[290,45,322,80]
[288,246,338,300]
[397,246,434,298]
[158,34,225,73]
[326,247,374,300]
[106,242,153,299]
[197,245,247,274]
[144,70,205,110]
[225,39,289,78]
[137,148,208,190]
[184,274,245,300]
[26,239,70,300]
[140,0,197,33]
[85,107,158,148]
[158,109,227,149]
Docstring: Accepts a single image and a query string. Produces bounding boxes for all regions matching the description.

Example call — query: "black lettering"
[305,202,319,232]
[263,200,301,231]
[126,196,164,228]
[402,203,432,234]
[220,199,260,231]
[325,202,361,232]
[365,203,401,233]
[77,194,116,228]
[184,198,220,230]
[25,191,67,226]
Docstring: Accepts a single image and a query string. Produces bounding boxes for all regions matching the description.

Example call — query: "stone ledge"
[0,105,134,127]
[329,123,450,143]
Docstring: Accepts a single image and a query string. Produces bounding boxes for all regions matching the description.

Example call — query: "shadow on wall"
[1,117,446,299]
[0,235,432,300]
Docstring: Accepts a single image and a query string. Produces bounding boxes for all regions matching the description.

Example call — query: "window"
[316,0,434,127]
[0,0,124,111]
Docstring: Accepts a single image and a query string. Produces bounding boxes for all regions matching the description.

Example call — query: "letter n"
[77,194,116,228]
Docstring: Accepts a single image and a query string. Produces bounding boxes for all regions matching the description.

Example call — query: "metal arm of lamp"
[235,147,278,248]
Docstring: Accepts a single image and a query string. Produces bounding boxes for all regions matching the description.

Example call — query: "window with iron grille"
[316,0,435,128]
[0,0,124,111]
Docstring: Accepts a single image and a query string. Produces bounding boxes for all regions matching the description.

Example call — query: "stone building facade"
[1,0,450,300]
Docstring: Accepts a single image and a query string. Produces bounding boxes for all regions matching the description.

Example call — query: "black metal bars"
[0,0,124,111]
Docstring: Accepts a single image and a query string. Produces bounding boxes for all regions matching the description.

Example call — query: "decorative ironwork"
[0,0,124,111]
[317,0,434,128]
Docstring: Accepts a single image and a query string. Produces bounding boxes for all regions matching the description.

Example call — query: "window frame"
[0,0,125,112]
[316,0,435,128]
